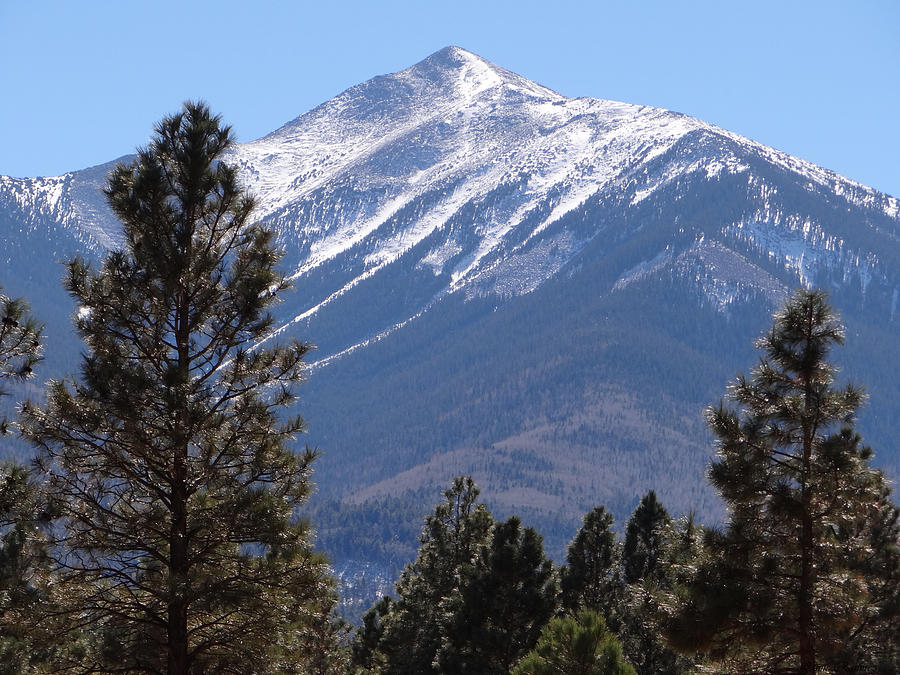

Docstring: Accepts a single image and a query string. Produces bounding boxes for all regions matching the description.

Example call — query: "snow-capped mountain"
[2,46,899,575]
[208,46,898,358]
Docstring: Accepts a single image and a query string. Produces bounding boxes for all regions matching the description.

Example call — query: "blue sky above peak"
[1,0,898,198]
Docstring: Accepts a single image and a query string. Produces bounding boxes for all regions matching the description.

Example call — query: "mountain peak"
[257,45,561,154]
[420,45,483,67]
[399,45,560,102]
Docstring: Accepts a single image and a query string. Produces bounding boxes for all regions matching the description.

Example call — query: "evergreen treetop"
[560,505,618,617]
[511,609,636,675]
[373,475,494,674]
[622,490,670,585]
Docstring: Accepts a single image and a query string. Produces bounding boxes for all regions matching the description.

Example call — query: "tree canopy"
[0,290,49,672]
[512,609,635,675]
[0,290,42,435]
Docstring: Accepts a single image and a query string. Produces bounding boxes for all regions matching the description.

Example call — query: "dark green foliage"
[511,609,635,675]
[354,477,557,674]
[0,291,42,384]
[361,476,494,673]
[561,495,698,674]
[0,290,42,436]
[622,490,669,585]
[0,462,56,673]
[351,596,392,673]
[618,491,679,673]
[665,289,900,673]
[20,103,339,673]
[617,508,700,675]
[0,290,50,671]
[560,506,619,617]
[436,515,558,674]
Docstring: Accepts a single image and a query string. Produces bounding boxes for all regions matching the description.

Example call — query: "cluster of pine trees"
[1,103,898,673]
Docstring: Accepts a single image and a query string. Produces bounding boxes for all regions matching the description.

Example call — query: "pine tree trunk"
[798,309,816,675]
[169,301,191,675]
[799,496,815,675]
[168,442,190,675]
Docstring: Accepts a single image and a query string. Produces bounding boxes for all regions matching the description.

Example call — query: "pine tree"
[21,103,338,673]
[622,490,669,585]
[511,610,635,675]
[437,516,558,674]
[0,290,49,672]
[354,478,558,674]
[367,476,494,674]
[665,289,900,673]
[0,289,42,435]
[0,462,55,674]
[618,493,696,674]
[560,506,620,619]
[350,596,392,673]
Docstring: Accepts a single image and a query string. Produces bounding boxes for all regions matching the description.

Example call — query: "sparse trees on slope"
[665,289,900,673]
[21,103,338,673]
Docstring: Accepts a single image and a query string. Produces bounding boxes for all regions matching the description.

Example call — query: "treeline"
[1,103,899,673]
[349,289,900,674]
[349,477,690,674]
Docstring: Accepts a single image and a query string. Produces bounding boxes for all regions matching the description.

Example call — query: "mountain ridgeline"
[1,46,898,576]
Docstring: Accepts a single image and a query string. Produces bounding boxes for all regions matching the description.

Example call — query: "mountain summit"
[1,47,898,568]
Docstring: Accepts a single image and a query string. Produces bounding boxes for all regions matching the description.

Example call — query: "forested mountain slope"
[2,46,898,578]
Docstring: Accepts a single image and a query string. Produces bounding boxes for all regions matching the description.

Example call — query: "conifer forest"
[1,104,898,674]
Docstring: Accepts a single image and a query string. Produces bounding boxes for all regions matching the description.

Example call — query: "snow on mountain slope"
[2,46,898,366]
[0,158,125,251]
[221,46,897,362]
[3,46,900,604]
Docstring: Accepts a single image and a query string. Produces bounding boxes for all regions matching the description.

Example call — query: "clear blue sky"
[1,1,898,197]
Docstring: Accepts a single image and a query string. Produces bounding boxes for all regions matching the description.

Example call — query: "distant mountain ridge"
[2,47,899,586]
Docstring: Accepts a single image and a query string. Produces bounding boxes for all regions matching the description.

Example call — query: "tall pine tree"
[665,289,900,673]
[366,476,494,674]
[0,290,50,672]
[559,506,619,619]
[21,103,338,673]
[436,516,558,674]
